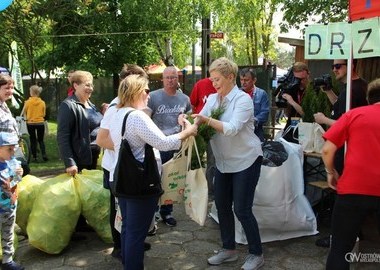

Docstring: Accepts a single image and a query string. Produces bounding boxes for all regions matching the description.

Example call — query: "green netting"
[16,175,45,233]
[75,170,112,243]
[26,174,81,254]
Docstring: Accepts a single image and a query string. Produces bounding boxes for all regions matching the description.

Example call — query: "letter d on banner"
[305,24,329,59]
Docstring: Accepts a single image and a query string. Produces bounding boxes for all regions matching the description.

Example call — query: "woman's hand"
[66,165,78,177]
[191,114,208,126]
[178,113,188,127]
[183,119,198,137]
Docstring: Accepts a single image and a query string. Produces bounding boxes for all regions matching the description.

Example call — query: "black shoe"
[144,242,151,251]
[315,235,330,248]
[42,156,48,162]
[162,215,177,227]
[2,261,25,270]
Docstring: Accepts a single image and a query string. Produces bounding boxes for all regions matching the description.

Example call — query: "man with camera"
[314,59,367,128]
[314,59,367,174]
[279,62,309,143]
[313,59,368,248]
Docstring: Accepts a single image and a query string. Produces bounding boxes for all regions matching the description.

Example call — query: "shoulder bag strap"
[121,109,135,137]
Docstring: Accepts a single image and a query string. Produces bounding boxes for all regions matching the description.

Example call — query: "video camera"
[312,74,332,92]
[273,68,301,108]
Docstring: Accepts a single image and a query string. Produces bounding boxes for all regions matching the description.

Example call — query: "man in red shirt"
[190,78,216,114]
[322,78,380,270]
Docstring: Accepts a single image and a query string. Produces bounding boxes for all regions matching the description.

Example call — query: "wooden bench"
[308,180,335,222]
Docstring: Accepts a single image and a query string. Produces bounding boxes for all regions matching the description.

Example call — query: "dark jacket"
[57,95,98,168]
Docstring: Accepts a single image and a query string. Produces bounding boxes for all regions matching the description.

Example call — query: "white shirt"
[99,104,118,171]
[109,107,181,181]
[200,85,263,173]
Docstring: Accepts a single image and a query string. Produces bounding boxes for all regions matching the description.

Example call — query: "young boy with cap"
[0,132,24,270]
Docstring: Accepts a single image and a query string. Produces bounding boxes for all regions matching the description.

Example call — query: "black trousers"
[327,194,380,270]
[27,123,46,158]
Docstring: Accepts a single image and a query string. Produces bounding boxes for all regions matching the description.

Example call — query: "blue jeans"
[118,196,159,270]
[214,156,263,255]
[326,194,380,270]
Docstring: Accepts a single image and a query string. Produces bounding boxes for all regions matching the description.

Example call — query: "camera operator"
[314,59,367,128]
[282,62,309,143]
[314,59,367,175]
[313,59,368,248]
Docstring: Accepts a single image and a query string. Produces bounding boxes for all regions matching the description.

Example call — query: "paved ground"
[15,200,379,270]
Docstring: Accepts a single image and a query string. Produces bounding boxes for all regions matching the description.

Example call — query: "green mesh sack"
[27,174,81,254]
[0,232,18,260]
[16,175,44,233]
[75,170,112,243]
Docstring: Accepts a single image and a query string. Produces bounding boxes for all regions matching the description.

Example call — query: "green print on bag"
[160,141,189,205]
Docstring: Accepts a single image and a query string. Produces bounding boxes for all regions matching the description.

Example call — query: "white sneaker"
[207,249,238,265]
[241,254,264,270]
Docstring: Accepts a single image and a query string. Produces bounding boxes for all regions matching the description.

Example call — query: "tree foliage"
[0,0,51,83]
[280,0,348,33]
[0,0,350,83]
[210,0,280,65]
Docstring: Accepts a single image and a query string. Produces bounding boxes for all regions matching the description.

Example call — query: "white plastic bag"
[15,116,28,135]
[297,122,315,153]
[114,200,122,233]
[313,123,325,153]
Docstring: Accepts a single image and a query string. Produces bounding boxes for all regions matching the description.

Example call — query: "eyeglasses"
[163,76,178,80]
[331,63,347,70]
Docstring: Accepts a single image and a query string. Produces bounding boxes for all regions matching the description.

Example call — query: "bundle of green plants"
[188,106,225,169]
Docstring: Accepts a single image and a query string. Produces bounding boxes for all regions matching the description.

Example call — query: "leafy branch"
[188,105,225,169]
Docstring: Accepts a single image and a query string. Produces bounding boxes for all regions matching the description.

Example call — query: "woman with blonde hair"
[192,57,264,270]
[105,74,196,270]
[22,85,47,162]
[57,70,103,176]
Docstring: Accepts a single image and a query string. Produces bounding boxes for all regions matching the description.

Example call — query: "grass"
[28,122,66,176]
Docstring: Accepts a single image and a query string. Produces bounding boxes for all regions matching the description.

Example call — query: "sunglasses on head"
[331,63,347,70]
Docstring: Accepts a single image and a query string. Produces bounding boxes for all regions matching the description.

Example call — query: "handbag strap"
[121,109,135,137]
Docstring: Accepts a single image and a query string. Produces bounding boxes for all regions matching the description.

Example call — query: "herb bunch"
[187,105,225,169]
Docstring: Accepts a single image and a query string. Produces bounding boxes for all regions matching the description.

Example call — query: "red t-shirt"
[323,104,380,196]
[190,78,217,113]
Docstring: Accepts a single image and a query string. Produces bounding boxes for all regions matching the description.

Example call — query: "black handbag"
[111,109,164,198]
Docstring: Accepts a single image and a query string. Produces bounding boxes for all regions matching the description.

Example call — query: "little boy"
[0,133,24,270]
